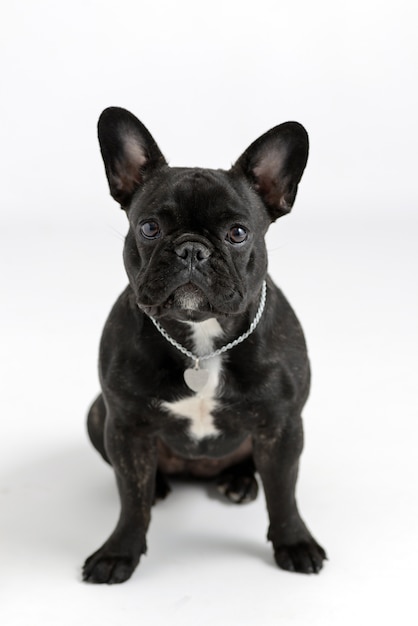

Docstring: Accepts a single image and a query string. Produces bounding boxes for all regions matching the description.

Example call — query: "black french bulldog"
[83,107,326,584]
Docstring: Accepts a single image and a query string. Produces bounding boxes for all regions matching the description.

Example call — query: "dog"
[82,107,327,584]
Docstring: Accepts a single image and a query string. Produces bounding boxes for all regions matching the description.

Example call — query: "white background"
[1,1,417,624]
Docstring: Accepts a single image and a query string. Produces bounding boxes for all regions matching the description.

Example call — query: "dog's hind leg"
[87,394,110,463]
[153,469,171,502]
[216,457,259,504]
[87,394,171,502]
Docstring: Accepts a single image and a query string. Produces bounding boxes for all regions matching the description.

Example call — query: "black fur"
[82,107,326,584]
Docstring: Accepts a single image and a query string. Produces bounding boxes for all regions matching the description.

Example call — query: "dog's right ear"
[98,107,167,208]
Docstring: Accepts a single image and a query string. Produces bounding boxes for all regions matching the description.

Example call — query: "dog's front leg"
[253,418,326,574]
[83,416,157,584]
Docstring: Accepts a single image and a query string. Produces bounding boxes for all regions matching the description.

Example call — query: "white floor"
[1,214,417,625]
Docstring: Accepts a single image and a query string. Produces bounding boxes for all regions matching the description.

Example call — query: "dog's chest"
[162,319,223,439]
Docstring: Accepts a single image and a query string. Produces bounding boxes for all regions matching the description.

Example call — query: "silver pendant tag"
[184,367,209,392]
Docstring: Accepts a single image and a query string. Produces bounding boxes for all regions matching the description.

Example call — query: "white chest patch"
[162,318,223,440]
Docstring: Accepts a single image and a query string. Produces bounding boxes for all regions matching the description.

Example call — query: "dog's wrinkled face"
[123,167,270,321]
[98,108,309,321]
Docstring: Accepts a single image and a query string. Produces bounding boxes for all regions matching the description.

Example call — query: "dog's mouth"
[138,283,215,321]
[166,283,209,311]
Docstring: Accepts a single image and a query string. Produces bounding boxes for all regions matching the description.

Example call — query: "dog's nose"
[174,240,211,263]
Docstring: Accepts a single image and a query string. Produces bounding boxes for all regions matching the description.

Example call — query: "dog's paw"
[217,472,259,504]
[83,549,140,584]
[273,540,327,574]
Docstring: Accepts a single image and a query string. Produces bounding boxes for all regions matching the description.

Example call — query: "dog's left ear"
[233,122,309,221]
[98,107,167,208]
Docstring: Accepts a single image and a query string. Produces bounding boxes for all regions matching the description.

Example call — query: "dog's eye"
[140,221,161,240]
[226,225,248,244]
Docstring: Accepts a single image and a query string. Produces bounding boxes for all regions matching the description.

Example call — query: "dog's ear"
[233,122,309,221]
[98,107,167,208]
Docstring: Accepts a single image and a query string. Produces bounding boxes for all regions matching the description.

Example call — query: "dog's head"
[98,107,308,322]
